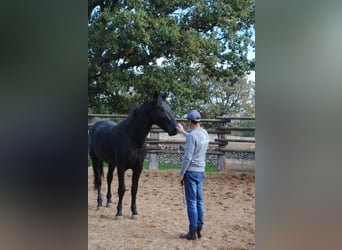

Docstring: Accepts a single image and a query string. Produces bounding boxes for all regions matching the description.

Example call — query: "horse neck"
[125,105,152,147]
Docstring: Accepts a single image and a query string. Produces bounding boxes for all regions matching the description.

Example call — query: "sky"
[247,70,255,82]
[247,32,255,82]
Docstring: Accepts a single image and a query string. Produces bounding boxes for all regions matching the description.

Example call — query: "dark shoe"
[197,226,203,239]
[179,230,197,240]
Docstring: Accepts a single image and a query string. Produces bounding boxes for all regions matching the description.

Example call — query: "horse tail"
[99,162,104,180]
[92,160,104,191]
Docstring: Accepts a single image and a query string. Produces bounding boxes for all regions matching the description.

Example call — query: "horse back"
[88,120,147,170]
[88,120,117,162]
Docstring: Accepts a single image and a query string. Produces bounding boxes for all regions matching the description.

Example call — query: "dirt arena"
[88,168,255,250]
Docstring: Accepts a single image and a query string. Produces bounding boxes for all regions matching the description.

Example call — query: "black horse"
[88,92,178,219]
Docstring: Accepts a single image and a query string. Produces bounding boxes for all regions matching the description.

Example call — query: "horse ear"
[160,92,167,101]
[153,91,159,99]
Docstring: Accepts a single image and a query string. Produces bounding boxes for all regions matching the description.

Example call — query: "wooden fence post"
[148,130,160,170]
[216,119,229,171]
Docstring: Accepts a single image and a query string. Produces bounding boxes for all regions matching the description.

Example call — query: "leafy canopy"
[88,0,255,117]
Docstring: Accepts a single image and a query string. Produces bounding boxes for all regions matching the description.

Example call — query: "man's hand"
[180,177,184,186]
[176,123,185,134]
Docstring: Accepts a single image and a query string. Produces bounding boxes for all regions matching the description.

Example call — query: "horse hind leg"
[91,156,104,209]
[106,164,115,207]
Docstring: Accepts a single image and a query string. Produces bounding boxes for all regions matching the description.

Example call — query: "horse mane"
[125,99,153,122]
[125,92,164,122]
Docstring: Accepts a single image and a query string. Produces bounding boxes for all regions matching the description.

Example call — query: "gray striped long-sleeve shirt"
[178,127,209,178]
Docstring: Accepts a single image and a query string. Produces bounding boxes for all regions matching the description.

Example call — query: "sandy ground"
[88,168,255,250]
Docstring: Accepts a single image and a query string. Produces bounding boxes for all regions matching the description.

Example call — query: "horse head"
[150,92,178,136]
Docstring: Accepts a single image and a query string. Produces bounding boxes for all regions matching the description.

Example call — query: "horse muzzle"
[168,127,178,136]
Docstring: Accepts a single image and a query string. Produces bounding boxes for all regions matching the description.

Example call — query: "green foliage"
[231,119,255,137]
[88,0,255,117]
[143,162,218,172]
[205,76,255,117]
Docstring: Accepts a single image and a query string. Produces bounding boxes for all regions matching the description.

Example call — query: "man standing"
[176,110,210,240]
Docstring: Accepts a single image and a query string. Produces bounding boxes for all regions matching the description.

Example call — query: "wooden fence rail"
[88,114,255,170]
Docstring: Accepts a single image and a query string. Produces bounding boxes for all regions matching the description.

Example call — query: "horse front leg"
[115,168,125,219]
[131,166,143,219]
[106,164,115,207]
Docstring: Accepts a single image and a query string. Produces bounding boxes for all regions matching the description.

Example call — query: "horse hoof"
[97,206,103,210]
[131,214,138,220]
[115,215,123,220]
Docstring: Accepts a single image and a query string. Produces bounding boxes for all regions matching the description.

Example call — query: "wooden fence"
[88,114,255,170]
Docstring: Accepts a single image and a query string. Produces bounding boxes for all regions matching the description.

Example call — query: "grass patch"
[144,162,218,172]
[205,164,219,172]
[89,160,218,172]
[88,159,109,167]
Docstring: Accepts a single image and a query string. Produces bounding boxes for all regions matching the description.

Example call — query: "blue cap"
[184,110,201,121]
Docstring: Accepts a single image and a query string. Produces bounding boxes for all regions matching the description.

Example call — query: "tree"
[88,0,255,117]
[206,76,255,117]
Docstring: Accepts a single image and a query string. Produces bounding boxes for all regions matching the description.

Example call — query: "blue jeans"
[184,171,205,232]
